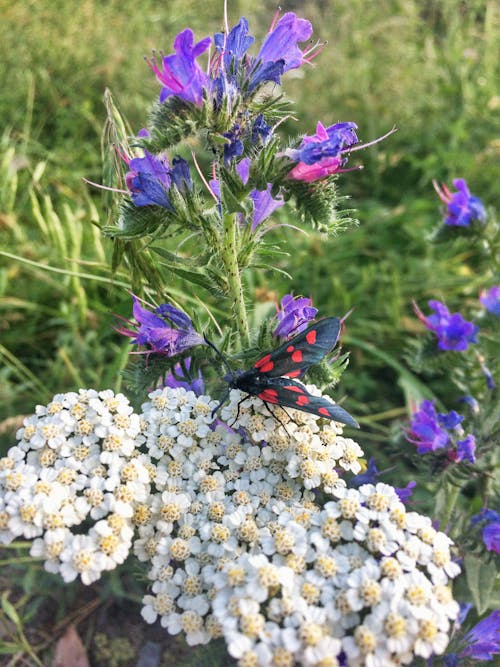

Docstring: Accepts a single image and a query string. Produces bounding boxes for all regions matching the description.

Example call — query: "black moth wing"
[257,377,359,428]
[253,317,341,379]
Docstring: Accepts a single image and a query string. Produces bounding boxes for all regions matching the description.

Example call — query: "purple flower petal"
[462,610,500,659]
[434,177,486,226]
[416,300,479,352]
[406,399,449,453]
[118,296,203,356]
[146,29,210,106]
[257,12,313,72]
[250,185,284,230]
[273,294,318,338]
[480,286,500,317]
[163,358,205,395]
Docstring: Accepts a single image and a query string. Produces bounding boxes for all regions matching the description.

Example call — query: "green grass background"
[0,0,498,662]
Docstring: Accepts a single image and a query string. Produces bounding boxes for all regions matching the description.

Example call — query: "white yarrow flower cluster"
[1,385,460,665]
[210,483,460,667]
[0,389,149,584]
[221,387,363,491]
[135,387,459,666]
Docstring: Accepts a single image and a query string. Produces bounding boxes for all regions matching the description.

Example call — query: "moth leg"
[262,402,293,437]
[228,394,251,427]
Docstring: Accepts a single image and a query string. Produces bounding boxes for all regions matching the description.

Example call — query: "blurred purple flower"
[433,178,486,227]
[471,509,500,554]
[480,286,500,317]
[414,300,479,352]
[273,294,318,338]
[395,481,416,503]
[146,29,210,105]
[471,508,500,526]
[459,394,480,415]
[350,458,379,487]
[462,610,500,660]
[406,400,450,453]
[482,522,500,554]
[285,122,395,183]
[163,358,204,395]
[406,399,478,465]
[116,295,204,356]
[451,434,476,464]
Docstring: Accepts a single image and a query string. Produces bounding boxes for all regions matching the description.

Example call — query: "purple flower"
[482,521,500,554]
[250,185,285,230]
[256,12,313,72]
[123,152,192,209]
[125,151,173,208]
[249,12,314,91]
[116,295,204,356]
[214,13,316,95]
[433,178,486,226]
[395,481,416,503]
[406,399,478,464]
[163,358,204,395]
[462,610,500,660]
[146,29,211,105]
[471,508,500,526]
[223,125,244,165]
[285,122,396,183]
[350,458,379,487]
[414,300,479,351]
[438,409,464,430]
[252,114,272,145]
[171,157,192,191]
[273,294,318,338]
[214,17,254,71]
[406,400,450,453]
[459,394,480,415]
[210,158,283,229]
[480,286,500,317]
[451,434,476,464]
[471,509,500,554]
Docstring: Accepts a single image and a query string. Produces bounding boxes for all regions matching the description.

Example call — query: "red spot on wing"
[258,389,279,404]
[255,354,274,373]
[283,385,304,393]
[285,369,302,378]
[306,329,317,345]
[291,349,303,363]
[318,407,330,417]
[296,395,309,406]
[286,345,294,352]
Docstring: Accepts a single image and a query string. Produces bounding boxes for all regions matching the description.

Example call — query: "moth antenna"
[204,335,232,374]
[211,389,230,417]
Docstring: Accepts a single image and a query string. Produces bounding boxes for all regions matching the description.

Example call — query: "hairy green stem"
[222,213,250,346]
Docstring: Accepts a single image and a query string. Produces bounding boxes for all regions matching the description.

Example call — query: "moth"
[210,317,359,428]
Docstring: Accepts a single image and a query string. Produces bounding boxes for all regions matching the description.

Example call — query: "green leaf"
[464,553,498,614]
[221,183,245,214]
[150,246,201,267]
[1,593,21,626]
[163,265,223,296]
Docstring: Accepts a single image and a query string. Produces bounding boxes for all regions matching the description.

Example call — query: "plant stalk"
[222,213,250,346]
